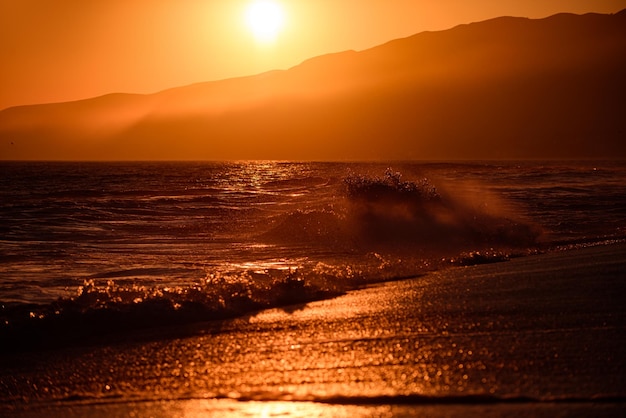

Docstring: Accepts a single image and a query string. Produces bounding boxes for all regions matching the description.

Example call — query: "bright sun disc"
[245,0,285,42]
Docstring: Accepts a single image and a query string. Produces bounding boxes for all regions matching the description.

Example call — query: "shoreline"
[1,242,625,417]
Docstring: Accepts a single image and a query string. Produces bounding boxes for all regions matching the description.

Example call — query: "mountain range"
[1,9,625,160]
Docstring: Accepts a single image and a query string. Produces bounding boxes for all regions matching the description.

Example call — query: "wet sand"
[1,243,625,417]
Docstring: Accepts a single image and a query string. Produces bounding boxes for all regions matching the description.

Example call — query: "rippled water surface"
[0,161,625,345]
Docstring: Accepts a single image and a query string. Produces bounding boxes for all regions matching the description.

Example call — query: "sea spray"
[262,168,542,252]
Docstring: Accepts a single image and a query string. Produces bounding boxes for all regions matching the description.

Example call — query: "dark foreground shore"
[1,243,625,417]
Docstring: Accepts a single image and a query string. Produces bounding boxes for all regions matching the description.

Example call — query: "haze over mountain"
[1,10,625,160]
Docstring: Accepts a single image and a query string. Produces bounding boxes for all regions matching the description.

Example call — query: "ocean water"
[1,160,625,348]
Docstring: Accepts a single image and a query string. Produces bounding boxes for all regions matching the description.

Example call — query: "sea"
[1,160,625,349]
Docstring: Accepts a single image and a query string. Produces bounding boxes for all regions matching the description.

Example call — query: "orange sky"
[1,0,625,110]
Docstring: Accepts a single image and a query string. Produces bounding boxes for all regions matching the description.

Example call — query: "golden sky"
[1,0,625,110]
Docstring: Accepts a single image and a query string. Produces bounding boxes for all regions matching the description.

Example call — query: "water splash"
[263,168,542,252]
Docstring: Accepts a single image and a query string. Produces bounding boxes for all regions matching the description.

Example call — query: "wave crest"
[344,168,441,203]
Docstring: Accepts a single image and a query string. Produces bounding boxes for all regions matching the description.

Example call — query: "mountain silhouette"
[1,10,625,160]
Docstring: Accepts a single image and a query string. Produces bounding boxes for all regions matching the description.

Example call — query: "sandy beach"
[1,243,625,417]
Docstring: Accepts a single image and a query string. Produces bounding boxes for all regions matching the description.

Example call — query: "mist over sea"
[1,160,625,348]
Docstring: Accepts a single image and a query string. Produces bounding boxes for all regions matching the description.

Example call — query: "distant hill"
[1,10,625,160]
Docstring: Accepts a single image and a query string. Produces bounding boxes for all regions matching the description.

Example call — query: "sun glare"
[245,0,285,43]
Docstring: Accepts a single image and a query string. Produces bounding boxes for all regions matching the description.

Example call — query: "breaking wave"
[0,266,356,352]
[263,168,542,252]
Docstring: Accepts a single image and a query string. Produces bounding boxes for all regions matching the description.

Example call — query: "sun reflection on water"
[174,399,396,418]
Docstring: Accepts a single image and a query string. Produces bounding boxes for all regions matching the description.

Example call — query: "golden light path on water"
[177,399,395,417]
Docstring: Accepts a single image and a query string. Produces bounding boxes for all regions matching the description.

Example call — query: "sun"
[245,0,285,43]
